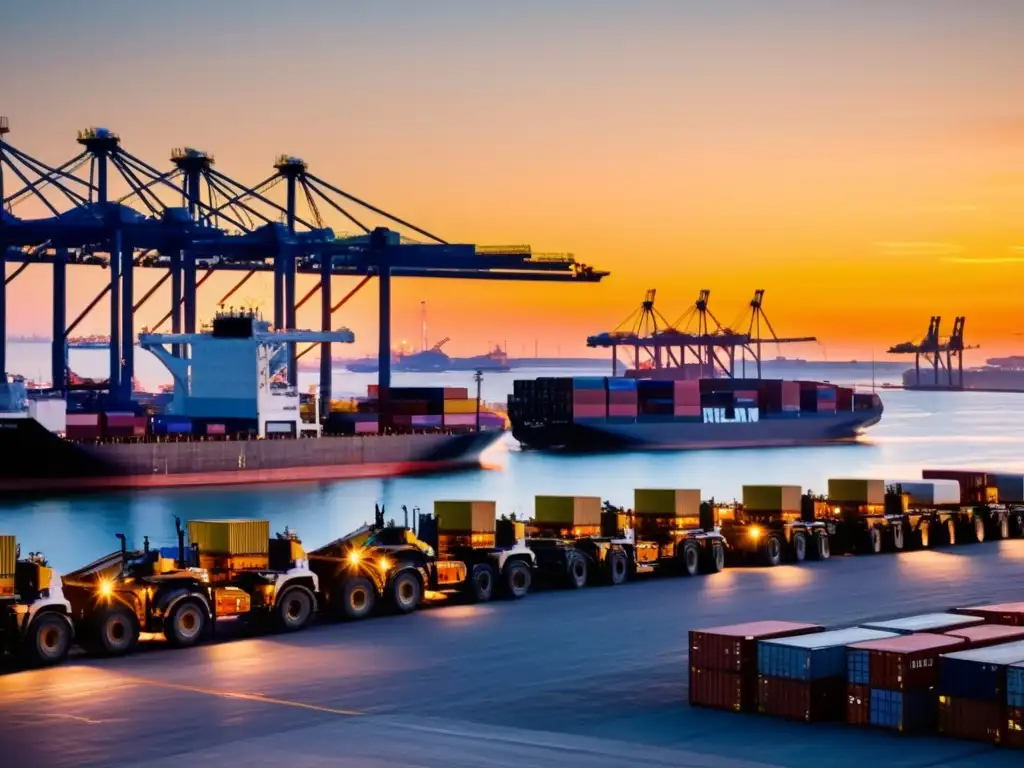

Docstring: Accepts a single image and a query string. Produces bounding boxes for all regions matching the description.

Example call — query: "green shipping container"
[534,495,602,527]
[634,489,701,517]
[0,534,15,579]
[743,485,802,513]
[188,520,270,555]
[828,478,885,505]
[434,500,497,533]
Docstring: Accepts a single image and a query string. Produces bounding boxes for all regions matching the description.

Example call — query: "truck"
[524,492,726,588]
[307,503,535,621]
[1,536,75,667]
[61,518,318,657]
[715,485,831,566]
[920,469,1023,541]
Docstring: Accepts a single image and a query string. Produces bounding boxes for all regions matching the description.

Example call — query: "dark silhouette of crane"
[888,316,977,388]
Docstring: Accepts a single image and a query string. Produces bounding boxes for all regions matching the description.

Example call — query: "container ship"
[0,312,505,495]
[507,376,883,451]
[345,341,510,373]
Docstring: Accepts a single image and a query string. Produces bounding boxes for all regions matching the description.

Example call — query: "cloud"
[873,242,964,257]
[941,248,1024,265]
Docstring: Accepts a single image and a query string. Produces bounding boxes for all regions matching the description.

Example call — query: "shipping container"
[65,424,101,441]
[1007,708,1024,749]
[673,380,701,405]
[103,411,136,428]
[758,627,899,681]
[203,423,226,436]
[442,398,478,414]
[688,667,750,712]
[571,377,606,391]
[607,403,638,418]
[689,621,824,673]
[434,500,497,534]
[781,381,801,410]
[133,417,148,437]
[443,387,469,400]
[188,520,270,556]
[354,421,378,434]
[828,478,885,506]
[937,696,1004,743]
[607,390,638,405]
[920,469,992,504]
[634,489,701,518]
[66,412,100,426]
[571,390,607,406]
[1008,662,1024,708]
[0,534,15,580]
[885,479,961,507]
[411,414,444,427]
[956,602,1024,626]
[606,378,638,391]
[846,684,870,726]
[571,404,607,420]
[534,495,602,528]
[443,414,478,427]
[743,485,802,514]
[673,405,702,417]
[758,675,846,722]
[870,688,935,732]
[850,633,966,690]
[945,624,1024,648]
[860,613,984,635]
[836,387,853,412]
[992,473,1024,504]
[847,649,871,685]
[938,640,1024,701]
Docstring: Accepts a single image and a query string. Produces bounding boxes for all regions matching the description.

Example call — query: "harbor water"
[3,343,1022,572]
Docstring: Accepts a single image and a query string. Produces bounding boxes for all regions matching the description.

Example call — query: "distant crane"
[887,315,977,388]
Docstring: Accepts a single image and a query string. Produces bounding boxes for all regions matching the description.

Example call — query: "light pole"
[473,369,483,432]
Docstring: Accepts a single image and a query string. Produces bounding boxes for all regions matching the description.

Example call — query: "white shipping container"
[886,479,961,506]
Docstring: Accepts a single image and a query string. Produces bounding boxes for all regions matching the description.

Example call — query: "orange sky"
[3,1,1024,363]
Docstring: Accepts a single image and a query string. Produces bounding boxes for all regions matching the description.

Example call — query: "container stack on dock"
[325,385,497,435]
[935,640,1024,743]
[688,622,824,712]
[957,603,1024,626]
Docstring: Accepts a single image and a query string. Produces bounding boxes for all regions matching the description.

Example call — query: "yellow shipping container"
[443,399,478,414]
[0,534,15,578]
[828,478,885,505]
[188,520,270,555]
[534,495,602,527]
[634,489,701,517]
[743,485,802,513]
[434,501,497,533]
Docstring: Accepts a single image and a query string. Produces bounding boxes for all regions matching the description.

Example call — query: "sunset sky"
[2,0,1024,362]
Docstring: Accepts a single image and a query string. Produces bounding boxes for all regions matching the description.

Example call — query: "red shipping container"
[688,667,752,712]
[673,405,702,417]
[956,603,1024,626]
[673,380,701,405]
[443,387,469,400]
[846,683,870,726]
[65,425,101,441]
[937,696,1004,743]
[781,382,800,409]
[368,384,379,397]
[836,387,853,411]
[922,469,989,504]
[206,423,227,436]
[849,633,966,691]
[946,624,1024,647]
[607,404,638,418]
[572,390,607,406]
[689,621,824,674]
[572,404,607,419]
[608,390,638,403]
[758,675,846,722]
[1007,708,1024,749]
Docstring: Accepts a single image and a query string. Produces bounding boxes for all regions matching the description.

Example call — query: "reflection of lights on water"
[896,549,973,578]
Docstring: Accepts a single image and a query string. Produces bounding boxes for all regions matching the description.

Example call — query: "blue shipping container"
[636,379,673,390]
[571,377,606,390]
[606,378,638,391]
[938,640,1024,701]
[847,649,870,685]
[1008,662,1024,708]
[166,422,193,434]
[758,628,899,681]
[869,688,935,732]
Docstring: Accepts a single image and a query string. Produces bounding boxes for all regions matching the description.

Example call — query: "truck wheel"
[891,523,905,552]
[338,576,375,620]
[919,522,931,548]
[760,535,783,567]
[792,532,807,562]
[566,553,588,589]
[164,597,208,649]
[1016,513,1024,538]
[276,585,315,631]
[973,515,985,544]
[504,561,531,599]
[470,564,495,602]
[93,605,139,656]
[817,533,831,560]
[868,528,882,554]
[391,571,422,614]
[23,613,72,667]
[998,515,1010,540]
[607,550,628,585]
[946,519,957,546]
[706,541,725,573]
[681,540,701,575]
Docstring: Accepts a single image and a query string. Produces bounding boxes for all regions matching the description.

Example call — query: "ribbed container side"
[847,650,870,685]
[956,603,1024,626]
[938,640,1024,701]
[188,520,270,555]
[687,667,752,712]
[689,622,824,674]
[869,688,936,733]
[937,696,1004,743]
[1008,663,1024,708]
[860,636,966,691]
[846,684,870,726]
[757,675,846,722]
[434,500,496,534]
[758,628,898,681]
[0,534,15,580]
[860,613,983,635]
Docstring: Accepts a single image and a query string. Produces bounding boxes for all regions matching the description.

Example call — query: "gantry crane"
[888,316,976,388]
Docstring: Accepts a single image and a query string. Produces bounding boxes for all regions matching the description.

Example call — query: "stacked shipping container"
[673,380,700,419]
[570,377,607,420]
[936,640,1024,742]
[606,377,638,418]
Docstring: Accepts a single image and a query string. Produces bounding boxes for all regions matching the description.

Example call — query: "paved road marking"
[117,676,364,717]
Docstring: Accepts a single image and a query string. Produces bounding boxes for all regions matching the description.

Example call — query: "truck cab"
[1,537,74,667]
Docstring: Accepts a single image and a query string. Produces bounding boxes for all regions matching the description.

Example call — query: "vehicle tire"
[470,563,495,603]
[973,515,985,544]
[760,535,783,567]
[23,613,72,667]
[792,531,808,563]
[869,527,882,554]
[998,514,1010,540]
[680,540,701,575]
[706,541,726,573]
[566,553,588,589]
[1016,513,1024,538]
[337,576,375,620]
[891,523,905,552]
[275,585,315,632]
[919,522,931,549]
[92,605,139,656]
[503,561,531,599]
[817,533,831,560]
[164,597,208,649]
[391,571,422,614]
[946,519,957,546]
[607,550,628,585]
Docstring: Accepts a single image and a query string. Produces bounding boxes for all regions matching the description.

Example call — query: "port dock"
[4,542,1022,767]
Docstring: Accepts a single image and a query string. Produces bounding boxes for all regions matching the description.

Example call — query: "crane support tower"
[887,316,976,389]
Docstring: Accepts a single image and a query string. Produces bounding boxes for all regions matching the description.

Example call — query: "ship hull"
[0,418,504,495]
[511,407,883,452]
